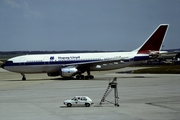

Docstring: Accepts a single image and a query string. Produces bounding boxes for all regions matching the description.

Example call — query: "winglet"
[134,24,169,54]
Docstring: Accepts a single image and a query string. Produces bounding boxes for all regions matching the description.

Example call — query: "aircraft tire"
[85,76,89,80]
[22,77,26,81]
[89,75,94,79]
[80,75,84,79]
[76,75,80,79]
[84,75,94,80]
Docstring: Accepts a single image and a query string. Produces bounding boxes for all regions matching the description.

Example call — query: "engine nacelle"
[60,67,78,78]
[47,72,60,77]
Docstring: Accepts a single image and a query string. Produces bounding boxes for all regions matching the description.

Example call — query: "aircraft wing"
[60,58,124,67]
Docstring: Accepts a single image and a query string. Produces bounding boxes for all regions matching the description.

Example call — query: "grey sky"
[0,0,180,51]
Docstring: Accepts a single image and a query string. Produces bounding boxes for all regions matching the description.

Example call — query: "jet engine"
[60,67,78,78]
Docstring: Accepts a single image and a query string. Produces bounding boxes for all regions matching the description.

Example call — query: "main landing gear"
[75,75,94,80]
[75,69,94,80]
[21,73,26,81]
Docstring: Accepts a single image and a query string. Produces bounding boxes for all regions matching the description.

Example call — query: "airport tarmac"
[0,68,180,120]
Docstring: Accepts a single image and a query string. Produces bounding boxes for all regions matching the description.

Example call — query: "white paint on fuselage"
[4,51,140,73]
[9,52,136,62]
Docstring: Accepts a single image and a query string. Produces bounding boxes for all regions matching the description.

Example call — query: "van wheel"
[67,103,72,107]
[85,103,90,107]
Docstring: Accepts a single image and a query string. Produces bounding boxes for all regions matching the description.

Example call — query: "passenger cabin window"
[5,61,13,64]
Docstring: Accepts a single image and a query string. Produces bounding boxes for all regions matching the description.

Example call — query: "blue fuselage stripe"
[3,60,99,67]
[134,56,149,61]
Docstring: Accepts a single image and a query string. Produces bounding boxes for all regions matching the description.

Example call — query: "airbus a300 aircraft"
[1,24,169,80]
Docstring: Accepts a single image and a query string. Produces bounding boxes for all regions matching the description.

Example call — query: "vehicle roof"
[74,96,89,98]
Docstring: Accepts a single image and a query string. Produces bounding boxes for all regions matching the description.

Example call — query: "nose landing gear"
[21,73,26,81]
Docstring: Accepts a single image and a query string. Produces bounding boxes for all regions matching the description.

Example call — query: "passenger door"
[77,97,87,106]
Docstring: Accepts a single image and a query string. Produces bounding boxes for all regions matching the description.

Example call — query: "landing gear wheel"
[85,75,94,80]
[89,75,94,79]
[76,75,80,79]
[76,75,84,80]
[86,69,94,79]
[80,75,84,79]
[85,76,89,80]
[22,77,26,81]
[21,74,26,81]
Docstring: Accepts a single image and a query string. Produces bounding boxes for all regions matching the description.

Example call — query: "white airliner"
[1,24,169,80]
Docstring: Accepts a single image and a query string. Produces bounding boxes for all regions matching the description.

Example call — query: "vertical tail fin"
[133,24,169,54]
